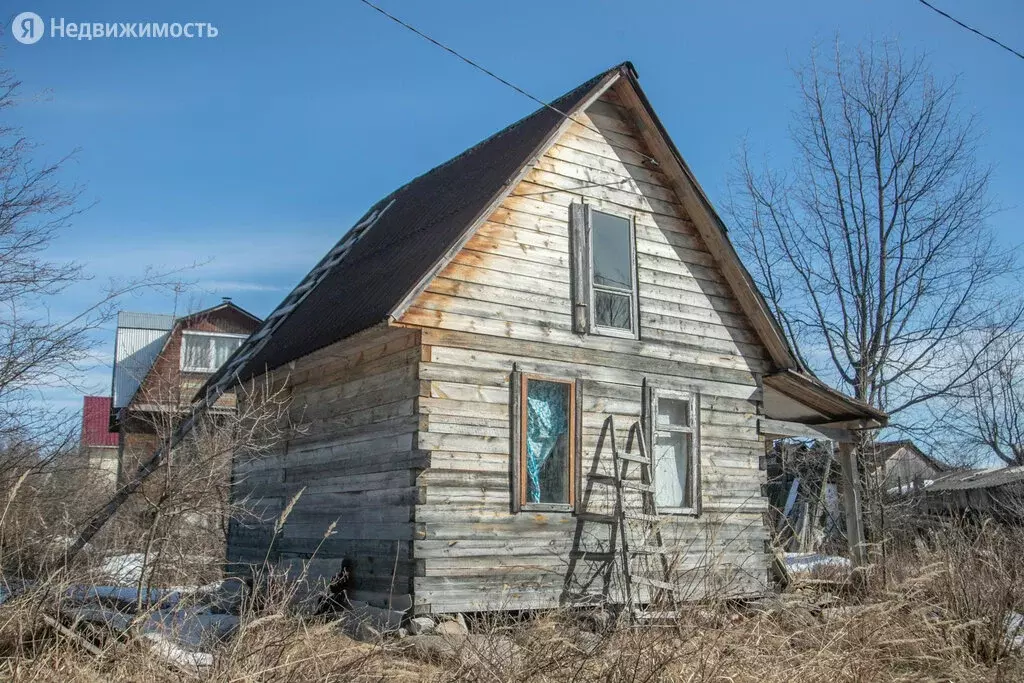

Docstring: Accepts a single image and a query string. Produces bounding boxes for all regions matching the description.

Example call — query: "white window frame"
[646,387,701,515]
[180,330,248,373]
[587,208,640,339]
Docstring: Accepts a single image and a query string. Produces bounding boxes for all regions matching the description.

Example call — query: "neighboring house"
[204,62,885,615]
[111,300,261,480]
[79,395,119,489]
[871,440,947,493]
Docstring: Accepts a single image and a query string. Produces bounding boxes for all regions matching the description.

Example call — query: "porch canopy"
[757,369,888,569]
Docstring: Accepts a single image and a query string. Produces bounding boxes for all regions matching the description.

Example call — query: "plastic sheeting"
[525,380,569,503]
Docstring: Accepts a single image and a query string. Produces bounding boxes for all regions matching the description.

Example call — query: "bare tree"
[0,63,185,465]
[0,64,84,446]
[729,39,1021,429]
[110,367,294,594]
[935,331,1024,466]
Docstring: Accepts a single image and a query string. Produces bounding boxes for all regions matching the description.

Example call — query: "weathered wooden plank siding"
[227,325,424,604]
[401,89,771,614]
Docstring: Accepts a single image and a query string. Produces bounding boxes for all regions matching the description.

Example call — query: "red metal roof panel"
[81,396,119,447]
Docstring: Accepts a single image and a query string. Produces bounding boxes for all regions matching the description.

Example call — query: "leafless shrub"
[92,369,295,594]
[0,519,1020,681]
[910,519,1024,665]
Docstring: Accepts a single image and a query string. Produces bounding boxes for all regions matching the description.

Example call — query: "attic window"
[568,203,639,338]
[181,332,247,373]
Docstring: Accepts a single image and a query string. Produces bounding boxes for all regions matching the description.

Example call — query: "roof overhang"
[760,368,887,442]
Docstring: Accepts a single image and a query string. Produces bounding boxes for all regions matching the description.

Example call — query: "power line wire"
[511,177,635,198]
[356,0,659,166]
[916,0,1024,61]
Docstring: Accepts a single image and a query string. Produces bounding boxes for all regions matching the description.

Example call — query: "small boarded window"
[568,203,639,338]
[510,370,578,512]
[643,383,700,513]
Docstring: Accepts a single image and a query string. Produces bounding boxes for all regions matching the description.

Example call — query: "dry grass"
[0,521,1022,682]
[0,458,1021,683]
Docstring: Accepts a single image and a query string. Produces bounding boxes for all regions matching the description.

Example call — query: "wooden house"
[111,301,262,480]
[871,440,947,493]
[207,63,886,615]
[916,466,1024,521]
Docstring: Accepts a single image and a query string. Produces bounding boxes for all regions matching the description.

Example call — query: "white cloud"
[196,280,286,293]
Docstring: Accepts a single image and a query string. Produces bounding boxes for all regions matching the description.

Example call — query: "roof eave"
[764,368,888,427]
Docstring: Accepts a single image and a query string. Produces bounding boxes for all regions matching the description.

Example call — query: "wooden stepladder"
[580,416,681,622]
[614,418,682,622]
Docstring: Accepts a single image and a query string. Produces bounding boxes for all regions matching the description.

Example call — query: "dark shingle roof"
[229,65,623,382]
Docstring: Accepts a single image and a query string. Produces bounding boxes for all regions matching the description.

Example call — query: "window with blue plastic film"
[524,379,572,505]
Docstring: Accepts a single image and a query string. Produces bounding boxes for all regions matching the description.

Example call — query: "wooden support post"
[838,442,868,568]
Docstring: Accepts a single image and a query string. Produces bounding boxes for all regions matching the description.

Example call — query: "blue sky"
[3,0,1023,414]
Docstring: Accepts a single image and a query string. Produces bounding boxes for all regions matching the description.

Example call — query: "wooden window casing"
[569,203,640,339]
[643,382,701,515]
[510,369,578,514]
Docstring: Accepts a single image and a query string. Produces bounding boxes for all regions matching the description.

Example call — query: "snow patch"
[783,553,851,574]
[101,553,146,584]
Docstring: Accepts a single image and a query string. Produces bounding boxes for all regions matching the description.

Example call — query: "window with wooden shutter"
[568,203,591,333]
[568,203,639,338]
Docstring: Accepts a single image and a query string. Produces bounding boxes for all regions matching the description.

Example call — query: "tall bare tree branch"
[728,39,1022,430]
[0,63,185,456]
[932,331,1024,466]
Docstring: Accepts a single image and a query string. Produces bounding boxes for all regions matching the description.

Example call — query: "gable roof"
[112,312,176,410]
[225,67,620,383]
[197,62,885,426]
[179,300,262,328]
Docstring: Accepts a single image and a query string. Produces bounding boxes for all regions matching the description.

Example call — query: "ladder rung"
[326,241,354,258]
[632,576,681,591]
[586,473,617,484]
[267,302,298,319]
[292,279,316,294]
[576,512,616,524]
[620,481,653,493]
[618,453,650,465]
[568,550,615,561]
[624,512,661,524]
[631,545,684,556]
